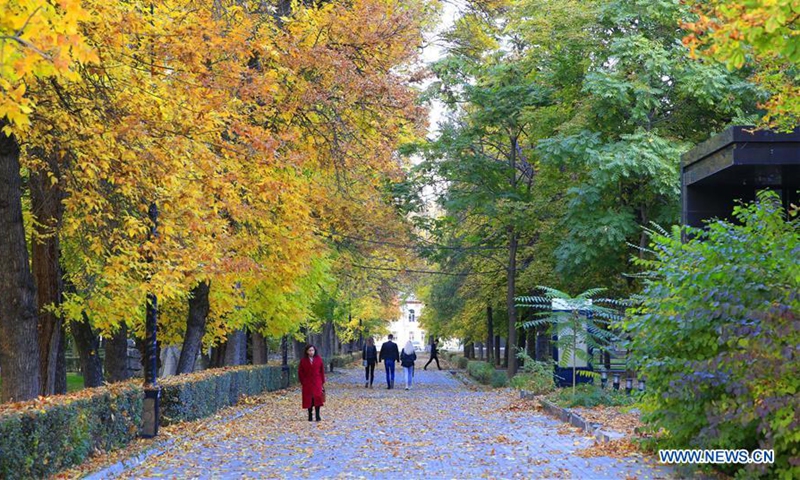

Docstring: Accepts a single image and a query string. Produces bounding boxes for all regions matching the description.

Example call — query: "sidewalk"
[109,365,675,479]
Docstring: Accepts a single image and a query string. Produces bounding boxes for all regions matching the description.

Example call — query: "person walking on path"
[400,341,417,390]
[362,337,378,388]
[298,344,326,421]
[424,339,441,370]
[379,334,400,389]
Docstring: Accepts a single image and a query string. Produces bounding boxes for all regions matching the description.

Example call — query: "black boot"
[315,406,321,422]
[308,408,313,422]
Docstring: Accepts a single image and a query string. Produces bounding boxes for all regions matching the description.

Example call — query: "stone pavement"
[113,364,677,479]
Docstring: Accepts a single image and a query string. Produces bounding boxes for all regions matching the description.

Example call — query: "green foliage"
[466,361,507,388]
[531,0,759,284]
[0,382,141,479]
[490,370,509,388]
[624,192,799,479]
[456,356,470,369]
[160,364,298,425]
[546,384,636,408]
[510,351,556,395]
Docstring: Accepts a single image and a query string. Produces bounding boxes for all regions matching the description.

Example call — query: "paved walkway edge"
[84,392,290,479]
[528,394,625,443]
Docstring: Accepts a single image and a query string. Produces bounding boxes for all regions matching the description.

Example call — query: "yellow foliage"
[9,0,428,346]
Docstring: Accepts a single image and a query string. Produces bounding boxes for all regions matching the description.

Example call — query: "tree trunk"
[494,335,500,367]
[30,151,66,396]
[506,227,519,376]
[487,306,494,364]
[535,324,550,362]
[72,314,104,387]
[526,325,536,360]
[177,281,210,374]
[0,127,42,402]
[210,344,226,368]
[105,324,131,383]
[224,329,246,366]
[54,325,67,394]
[506,135,520,377]
[252,331,268,365]
[503,338,509,368]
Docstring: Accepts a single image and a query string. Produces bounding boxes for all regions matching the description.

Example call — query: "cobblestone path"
[116,365,676,479]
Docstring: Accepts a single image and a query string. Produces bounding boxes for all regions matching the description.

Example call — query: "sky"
[421,0,464,136]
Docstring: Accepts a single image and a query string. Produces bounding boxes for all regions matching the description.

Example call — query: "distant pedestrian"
[424,339,441,371]
[298,344,325,422]
[362,337,378,388]
[379,334,400,389]
[400,341,417,390]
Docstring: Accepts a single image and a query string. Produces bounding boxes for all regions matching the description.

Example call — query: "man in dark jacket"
[379,334,400,389]
[424,339,441,370]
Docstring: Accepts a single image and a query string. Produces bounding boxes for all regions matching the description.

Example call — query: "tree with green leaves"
[533,0,761,288]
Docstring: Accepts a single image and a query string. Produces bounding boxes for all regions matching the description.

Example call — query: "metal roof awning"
[681,126,800,228]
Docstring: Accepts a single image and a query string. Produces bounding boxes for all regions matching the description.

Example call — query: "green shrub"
[490,370,508,388]
[0,382,142,479]
[546,384,635,408]
[466,361,492,383]
[624,192,800,479]
[510,372,555,395]
[456,356,469,369]
[466,361,507,387]
[509,353,556,395]
[160,364,297,425]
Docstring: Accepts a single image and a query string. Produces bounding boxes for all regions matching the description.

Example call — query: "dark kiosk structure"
[682,126,800,227]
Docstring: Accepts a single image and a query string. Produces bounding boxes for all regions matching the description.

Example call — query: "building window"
[409,309,415,323]
[409,332,415,341]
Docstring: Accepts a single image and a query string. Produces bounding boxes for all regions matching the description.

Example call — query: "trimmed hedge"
[0,382,142,479]
[466,360,508,388]
[160,364,298,425]
[0,363,299,478]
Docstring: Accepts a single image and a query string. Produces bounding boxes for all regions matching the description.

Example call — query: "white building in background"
[378,294,428,352]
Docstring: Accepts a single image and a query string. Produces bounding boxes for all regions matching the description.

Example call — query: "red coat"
[298,356,326,408]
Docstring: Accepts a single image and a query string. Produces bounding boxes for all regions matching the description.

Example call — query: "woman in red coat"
[298,344,326,421]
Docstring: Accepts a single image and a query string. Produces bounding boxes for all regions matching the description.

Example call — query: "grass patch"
[0,373,84,394]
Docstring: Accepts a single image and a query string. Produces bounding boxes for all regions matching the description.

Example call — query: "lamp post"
[600,370,608,389]
[613,373,620,391]
[638,377,645,392]
[625,377,633,395]
[142,202,161,438]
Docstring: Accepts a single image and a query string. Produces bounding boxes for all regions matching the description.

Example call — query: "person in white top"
[400,341,417,390]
